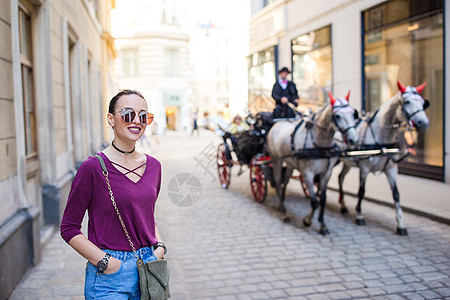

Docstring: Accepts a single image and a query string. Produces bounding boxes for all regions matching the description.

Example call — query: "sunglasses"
[115,107,154,125]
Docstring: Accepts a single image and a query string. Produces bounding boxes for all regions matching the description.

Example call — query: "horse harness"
[351,94,422,167]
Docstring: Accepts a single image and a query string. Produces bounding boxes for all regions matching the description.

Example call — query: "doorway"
[165,106,178,130]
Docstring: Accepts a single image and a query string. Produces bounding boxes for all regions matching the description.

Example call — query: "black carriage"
[216,112,312,203]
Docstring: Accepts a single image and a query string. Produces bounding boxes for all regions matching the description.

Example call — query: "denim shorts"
[84,246,158,300]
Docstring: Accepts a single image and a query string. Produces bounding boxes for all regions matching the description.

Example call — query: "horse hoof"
[320,227,330,235]
[278,205,286,213]
[303,218,311,227]
[355,218,366,226]
[341,207,348,214]
[396,227,408,236]
[282,215,292,223]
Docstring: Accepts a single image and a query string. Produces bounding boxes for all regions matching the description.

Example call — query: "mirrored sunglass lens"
[121,108,135,123]
[138,111,148,124]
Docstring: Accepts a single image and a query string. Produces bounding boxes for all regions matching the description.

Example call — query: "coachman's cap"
[278,67,290,73]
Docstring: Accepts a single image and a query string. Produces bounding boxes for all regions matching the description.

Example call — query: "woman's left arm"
[154,224,166,259]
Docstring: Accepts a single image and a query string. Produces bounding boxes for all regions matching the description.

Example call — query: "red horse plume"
[397,81,407,93]
[345,90,350,102]
[397,81,427,94]
[328,91,336,106]
[415,82,427,94]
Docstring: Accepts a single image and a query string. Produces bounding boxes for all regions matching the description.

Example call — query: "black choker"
[112,141,135,154]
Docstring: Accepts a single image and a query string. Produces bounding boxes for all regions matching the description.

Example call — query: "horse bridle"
[331,104,359,134]
[399,91,430,121]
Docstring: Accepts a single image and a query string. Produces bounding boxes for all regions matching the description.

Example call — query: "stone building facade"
[0,0,116,298]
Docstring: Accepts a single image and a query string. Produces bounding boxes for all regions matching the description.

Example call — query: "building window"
[263,0,276,8]
[291,25,332,108]
[19,7,37,156]
[248,46,276,113]
[162,0,178,24]
[121,48,139,77]
[363,0,443,179]
[164,48,179,76]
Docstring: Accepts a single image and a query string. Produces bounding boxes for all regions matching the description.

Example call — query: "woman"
[228,114,249,134]
[60,90,167,299]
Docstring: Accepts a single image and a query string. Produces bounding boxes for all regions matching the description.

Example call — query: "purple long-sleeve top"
[60,152,161,251]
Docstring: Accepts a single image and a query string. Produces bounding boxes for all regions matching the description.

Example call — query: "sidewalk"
[327,166,450,225]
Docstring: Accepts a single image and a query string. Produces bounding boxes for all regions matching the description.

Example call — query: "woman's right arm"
[68,234,121,274]
[61,159,120,273]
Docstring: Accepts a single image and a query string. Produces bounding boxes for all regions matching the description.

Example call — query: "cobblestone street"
[11,130,450,299]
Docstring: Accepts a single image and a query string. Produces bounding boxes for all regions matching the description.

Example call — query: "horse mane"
[369,93,400,125]
[361,93,401,145]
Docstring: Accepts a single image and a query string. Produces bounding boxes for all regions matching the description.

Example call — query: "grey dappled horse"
[337,82,430,235]
[266,92,359,235]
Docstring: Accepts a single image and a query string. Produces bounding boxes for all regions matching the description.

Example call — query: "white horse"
[337,82,430,235]
[266,92,359,235]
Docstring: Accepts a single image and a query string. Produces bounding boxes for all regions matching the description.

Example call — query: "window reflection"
[364,0,443,178]
[248,46,276,113]
[292,26,332,109]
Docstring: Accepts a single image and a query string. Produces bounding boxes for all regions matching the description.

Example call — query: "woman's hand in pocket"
[104,257,121,274]
[154,247,165,260]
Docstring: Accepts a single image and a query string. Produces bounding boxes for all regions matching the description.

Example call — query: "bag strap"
[94,154,141,260]
[95,154,108,172]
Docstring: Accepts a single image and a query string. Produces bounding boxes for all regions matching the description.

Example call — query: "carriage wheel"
[250,158,267,203]
[217,143,231,189]
[299,173,312,198]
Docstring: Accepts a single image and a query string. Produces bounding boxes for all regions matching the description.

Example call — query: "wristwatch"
[97,253,111,273]
[153,242,167,255]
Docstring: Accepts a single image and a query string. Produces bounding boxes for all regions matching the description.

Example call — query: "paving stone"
[381,277,403,285]
[313,283,346,293]
[216,295,238,300]
[410,265,438,273]
[266,289,287,299]
[307,294,330,300]
[402,293,425,300]
[417,272,448,281]
[400,275,420,283]
[380,295,406,300]
[270,280,290,289]
[326,291,352,299]
[407,282,428,291]
[362,287,387,296]
[237,295,253,300]
[343,281,365,290]
[238,284,259,293]
[382,284,416,294]
[417,290,441,299]
[249,292,270,300]
[421,280,445,289]
[436,287,450,297]
[376,270,398,278]
[346,289,368,298]
[285,286,315,296]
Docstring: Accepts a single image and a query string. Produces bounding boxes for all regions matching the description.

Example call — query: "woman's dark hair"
[108,89,146,114]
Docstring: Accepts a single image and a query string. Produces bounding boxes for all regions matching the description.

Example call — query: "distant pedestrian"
[151,121,160,144]
[271,67,299,118]
[60,90,168,299]
[191,113,200,137]
[140,124,151,147]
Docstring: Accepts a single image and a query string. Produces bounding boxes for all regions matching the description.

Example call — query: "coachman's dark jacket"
[271,80,299,118]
